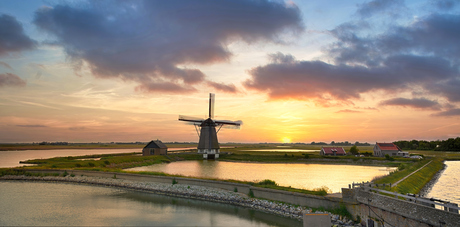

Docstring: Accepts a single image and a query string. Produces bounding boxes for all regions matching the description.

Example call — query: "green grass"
[373,159,430,185]
[392,158,444,194]
[20,153,170,170]
[372,158,445,194]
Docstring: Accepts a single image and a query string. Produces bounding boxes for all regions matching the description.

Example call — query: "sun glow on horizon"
[281,137,292,143]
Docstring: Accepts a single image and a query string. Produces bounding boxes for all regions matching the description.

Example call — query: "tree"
[349,145,359,155]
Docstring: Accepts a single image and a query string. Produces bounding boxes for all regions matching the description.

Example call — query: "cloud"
[135,81,196,94]
[69,126,86,131]
[356,0,406,18]
[245,12,460,105]
[33,0,303,94]
[207,81,237,93]
[0,62,13,70]
[0,14,36,55]
[380,98,441,110]
[431,0,458,11]
[0,73,26,87]
[16,124,47,128]
[431,108,460,117]
[244,53,458,102]
[335,109,363,113]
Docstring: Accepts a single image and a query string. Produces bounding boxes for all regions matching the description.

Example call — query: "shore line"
[0,175,357,226]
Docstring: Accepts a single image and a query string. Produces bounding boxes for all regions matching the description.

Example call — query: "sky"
[0,0,459,144]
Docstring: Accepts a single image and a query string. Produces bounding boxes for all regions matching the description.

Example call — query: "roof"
[376,143,401,151]
[144,140,168,149]
[321,147,346,155]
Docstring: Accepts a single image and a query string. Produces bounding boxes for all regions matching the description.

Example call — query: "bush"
[62,170,68,177]
[256,179,278,186]
[234,187,238,192]
[70,174,75,177]
[385,154,395,161]
[104,160,110,165]
[248,189,255,198]
[303,154,310,159]
[88,162,95,167]
[172,178,178,185]
[75,163,82,167]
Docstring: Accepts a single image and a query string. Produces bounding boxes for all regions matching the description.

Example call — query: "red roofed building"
[320,147,346,156]
[373,143,409,157]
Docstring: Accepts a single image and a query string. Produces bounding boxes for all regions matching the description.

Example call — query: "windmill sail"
[178,93,242,159]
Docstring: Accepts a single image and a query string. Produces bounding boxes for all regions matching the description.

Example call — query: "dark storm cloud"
[0,14,36,55]
[245,12,460,108]
[356,0,406,18]
[431,108,460,117]
[0,73,26,87]
[380,98,441,110]
[207,81,237,93]
[33,0,303,93]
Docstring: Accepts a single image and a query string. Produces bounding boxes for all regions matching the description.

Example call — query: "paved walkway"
[391,160,433,188]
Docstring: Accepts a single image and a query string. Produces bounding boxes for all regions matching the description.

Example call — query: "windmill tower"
[179,93,242,159]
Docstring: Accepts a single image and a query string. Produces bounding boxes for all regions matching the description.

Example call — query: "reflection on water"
[427,161,460,205]
[127,161,395,193]
[0,181,300,226]
[241,149,319,152]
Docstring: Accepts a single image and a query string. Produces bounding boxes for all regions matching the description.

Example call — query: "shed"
[142,140,167,156]
[320,147,346,156]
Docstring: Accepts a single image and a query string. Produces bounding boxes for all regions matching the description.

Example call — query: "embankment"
[0,169,355,226]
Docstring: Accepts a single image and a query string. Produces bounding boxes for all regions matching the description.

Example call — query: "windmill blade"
[178,115,205,123]
[209,93,215,119]
[214,119,242,126]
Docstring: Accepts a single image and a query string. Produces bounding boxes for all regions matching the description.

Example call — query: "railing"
[350,181,459,214]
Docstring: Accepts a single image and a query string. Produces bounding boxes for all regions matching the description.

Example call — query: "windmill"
[179,93,242,159]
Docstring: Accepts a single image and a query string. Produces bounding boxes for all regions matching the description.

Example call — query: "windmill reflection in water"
[179,93,242,159]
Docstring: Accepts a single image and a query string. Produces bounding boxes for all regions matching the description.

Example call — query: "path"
[392,160,432,188]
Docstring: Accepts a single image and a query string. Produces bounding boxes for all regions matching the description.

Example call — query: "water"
[126,161,395,193]
[427,161,460,205]
[0,148,191,168]
[0,181,300,226]
[241,149,319,152]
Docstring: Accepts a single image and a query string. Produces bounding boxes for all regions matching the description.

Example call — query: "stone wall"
[24,169,340,209]
[347,189,460,227]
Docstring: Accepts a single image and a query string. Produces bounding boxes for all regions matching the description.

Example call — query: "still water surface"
[0,181,300,226]
[127,161,395,193]
[241,149,319,152]
[427,161,460,205]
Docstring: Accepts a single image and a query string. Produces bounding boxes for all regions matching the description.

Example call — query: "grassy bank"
[20,153,170,169]
[372,158,445,194]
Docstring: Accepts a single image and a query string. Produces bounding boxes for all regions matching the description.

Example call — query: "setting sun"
[281,137,291,143]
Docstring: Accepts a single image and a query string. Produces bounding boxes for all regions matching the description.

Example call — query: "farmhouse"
[320,147,346,156]
[142,140,167,156]
[373,142,409,157]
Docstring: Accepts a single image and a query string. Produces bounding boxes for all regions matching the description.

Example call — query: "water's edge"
[419,161,446,197]
[0,175,307,220]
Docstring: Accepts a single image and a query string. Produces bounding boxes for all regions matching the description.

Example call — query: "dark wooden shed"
[142,140,167,156]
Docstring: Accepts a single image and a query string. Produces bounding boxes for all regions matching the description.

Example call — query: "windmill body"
[179,93,241,159]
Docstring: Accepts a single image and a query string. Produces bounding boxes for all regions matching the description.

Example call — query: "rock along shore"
[0,175,358,226]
